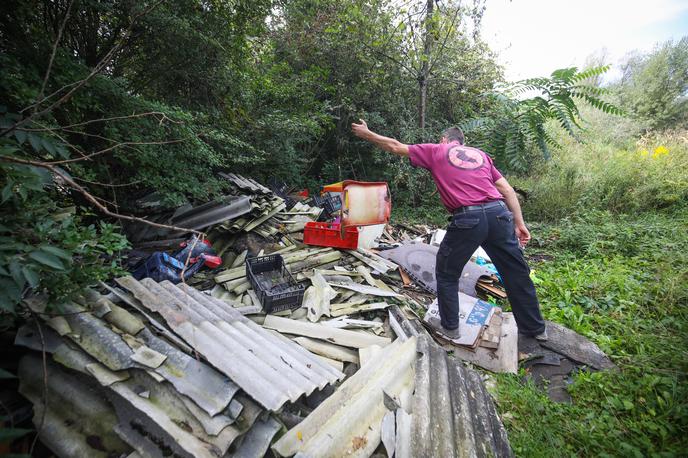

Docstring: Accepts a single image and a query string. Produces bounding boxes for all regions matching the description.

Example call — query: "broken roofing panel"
[168,196,253,231]
[272,337,417,457]
[411,336,513,458]
[19,293,240,417]
[220,172,273,194]
[18,354,132,458]
[18,322,263,458]
[116,276,344,411]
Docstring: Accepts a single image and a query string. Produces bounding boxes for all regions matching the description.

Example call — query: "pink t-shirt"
[408,142,504,212]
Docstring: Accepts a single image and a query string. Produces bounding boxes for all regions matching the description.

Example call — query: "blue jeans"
[435,200,546,335]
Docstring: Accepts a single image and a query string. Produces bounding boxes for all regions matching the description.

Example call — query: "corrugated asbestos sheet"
[169,196,253,231]
[116,276,345,411]
[16,300,267,458]
[272,337,417,457]
[411,335,513,458]
[18,354,131,458]
[19,292,240,417]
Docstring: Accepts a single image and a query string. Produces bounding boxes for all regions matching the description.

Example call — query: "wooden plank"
[446,312,518,374]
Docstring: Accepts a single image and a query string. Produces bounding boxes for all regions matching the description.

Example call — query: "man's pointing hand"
[351,119,369,138]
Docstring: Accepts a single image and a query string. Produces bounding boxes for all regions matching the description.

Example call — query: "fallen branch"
[0,155,203,236]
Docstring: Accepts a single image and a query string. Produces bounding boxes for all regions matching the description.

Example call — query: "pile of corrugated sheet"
[13,174,526,457]
[16,289,281,457]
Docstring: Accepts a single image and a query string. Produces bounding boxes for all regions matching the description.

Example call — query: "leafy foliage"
[463,66,623,171]
[494,210,688,456]
[0,127,130,312]
[616,37,688,130]
[488,121,688,456]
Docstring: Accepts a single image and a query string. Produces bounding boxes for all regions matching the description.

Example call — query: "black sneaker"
[425,316,461,340]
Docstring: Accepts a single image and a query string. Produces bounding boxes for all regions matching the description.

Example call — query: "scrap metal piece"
[116,276,344,411]
[411,336,513,458]
[272,337,417,457]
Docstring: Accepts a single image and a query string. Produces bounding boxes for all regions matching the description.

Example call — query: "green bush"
[517,128,688,220]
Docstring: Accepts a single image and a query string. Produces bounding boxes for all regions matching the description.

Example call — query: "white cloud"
[481,0,688,81]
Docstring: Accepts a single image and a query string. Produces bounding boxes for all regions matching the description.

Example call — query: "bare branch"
[2,1,165,138]
[47,138,185,165]
[73,176,142,188]
[427,5,462,75]
[0,155,203,236]
[19,111,180,132]
[33,0,74,115]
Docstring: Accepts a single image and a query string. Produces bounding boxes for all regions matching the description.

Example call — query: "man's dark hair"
[442,126,465,145]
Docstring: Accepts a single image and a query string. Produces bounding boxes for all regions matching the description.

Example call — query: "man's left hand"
[515,223,531,247]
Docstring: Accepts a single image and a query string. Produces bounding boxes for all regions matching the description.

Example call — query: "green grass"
[491,127,688,457]
[492,211,688,457]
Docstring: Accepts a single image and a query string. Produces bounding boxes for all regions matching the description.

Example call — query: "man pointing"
[351,120,547,341]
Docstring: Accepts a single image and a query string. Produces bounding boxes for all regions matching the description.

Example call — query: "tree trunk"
[418,0,434,129]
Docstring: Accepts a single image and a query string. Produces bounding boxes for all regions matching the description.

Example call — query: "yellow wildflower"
[653,145,669,157]
[640,149,649,157]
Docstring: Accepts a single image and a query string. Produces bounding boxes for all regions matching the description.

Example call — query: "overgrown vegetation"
[490,126,688,456]
[1,1,687,454]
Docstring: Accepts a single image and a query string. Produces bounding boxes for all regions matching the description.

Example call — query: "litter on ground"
[15,173,617,457]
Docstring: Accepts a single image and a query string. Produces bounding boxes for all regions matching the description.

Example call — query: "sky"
[481,0,688,82]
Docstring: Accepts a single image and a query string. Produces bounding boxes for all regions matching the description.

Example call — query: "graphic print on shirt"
[447,144,484,170]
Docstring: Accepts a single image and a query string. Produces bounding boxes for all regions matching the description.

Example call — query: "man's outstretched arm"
[351,119,409,157]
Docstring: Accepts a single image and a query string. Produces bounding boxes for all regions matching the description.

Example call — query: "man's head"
[441,126,465,145]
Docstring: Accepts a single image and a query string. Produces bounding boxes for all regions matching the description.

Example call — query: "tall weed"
[515,128,688,220]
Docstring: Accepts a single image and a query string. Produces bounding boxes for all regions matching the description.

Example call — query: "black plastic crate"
[311,193,342,218]
[246,254,305,313]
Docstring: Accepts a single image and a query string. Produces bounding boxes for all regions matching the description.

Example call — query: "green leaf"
[42,137,56,155]
[28,251,64,270]
[22,266,39,288]
[0,428,33,442]
[1,183,12,203]
[39,245,73,260]
[28,133,42,152]
[9,260,24,287]
[0,368,16,379]
[622,400,634,410]
[55,144,70,159]
[14,129,27,145]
